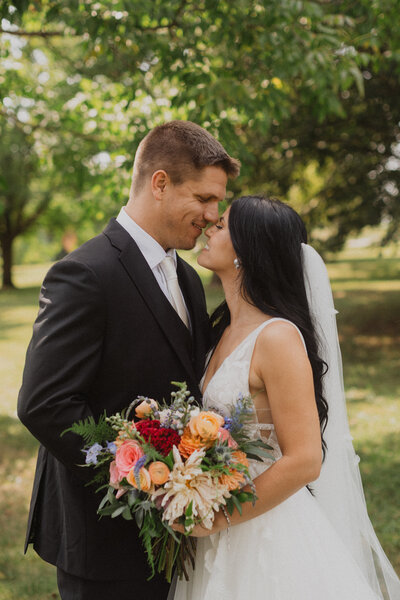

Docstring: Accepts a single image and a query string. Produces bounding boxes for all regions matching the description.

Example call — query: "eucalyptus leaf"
[111,506,126,518]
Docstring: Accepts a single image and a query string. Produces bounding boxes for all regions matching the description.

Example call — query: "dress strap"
[247,317,308,356]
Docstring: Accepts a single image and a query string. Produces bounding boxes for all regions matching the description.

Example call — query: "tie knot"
[160,255,177,281]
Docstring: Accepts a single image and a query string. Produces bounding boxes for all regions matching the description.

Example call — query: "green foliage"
[226,488,256,517]
[139,439,165,464]
[240,438,274,463]
[184,500,194,531]
[98,484,185,582]
[62,412,114,446]
[2,0,400,287]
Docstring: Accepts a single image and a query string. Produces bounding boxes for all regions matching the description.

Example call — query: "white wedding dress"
[173,319,384,600]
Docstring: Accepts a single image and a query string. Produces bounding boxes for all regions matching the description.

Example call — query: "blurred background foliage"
[1,0,400,288]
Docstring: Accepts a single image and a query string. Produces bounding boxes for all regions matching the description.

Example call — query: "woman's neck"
[220,271,267,329]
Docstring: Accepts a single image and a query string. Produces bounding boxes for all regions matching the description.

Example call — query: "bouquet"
[64,382,273,582]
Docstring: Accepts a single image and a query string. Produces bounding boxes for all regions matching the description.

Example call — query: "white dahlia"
[152,446,229,530]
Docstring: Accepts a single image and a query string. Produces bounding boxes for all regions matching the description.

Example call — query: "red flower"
[135,419,181,456]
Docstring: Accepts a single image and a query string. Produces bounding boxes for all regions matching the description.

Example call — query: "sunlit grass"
[0,254,399,598]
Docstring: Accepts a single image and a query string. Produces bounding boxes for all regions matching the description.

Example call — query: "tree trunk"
[0,235,15,289]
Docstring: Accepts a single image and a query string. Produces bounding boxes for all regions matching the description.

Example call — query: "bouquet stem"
[153,532,197,583]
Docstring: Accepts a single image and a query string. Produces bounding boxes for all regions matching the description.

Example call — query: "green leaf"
[111,506,126,518]
[236,491,253,503]
[185,501,193,518]
[61,412,114,446]
[243,452,264,462]
[163,450,174,470]
[98,491,111,511]
[163,522,182,544]
[127,490,139,507]
[349,66,365,98]
[231,494,242,515]
[226,497,235,515]
[135,507,144,529]
[122,505,133,520]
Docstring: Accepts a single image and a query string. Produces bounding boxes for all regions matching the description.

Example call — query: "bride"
[172,195,400,599]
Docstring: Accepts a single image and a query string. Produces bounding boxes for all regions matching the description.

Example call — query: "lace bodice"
[201,318,307,474]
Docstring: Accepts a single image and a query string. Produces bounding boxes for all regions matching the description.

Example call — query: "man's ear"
[151,170,169,200]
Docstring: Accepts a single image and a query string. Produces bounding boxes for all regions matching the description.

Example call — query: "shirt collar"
[116,207,177,270]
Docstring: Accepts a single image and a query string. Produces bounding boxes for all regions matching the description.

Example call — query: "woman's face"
[197,207,237,274]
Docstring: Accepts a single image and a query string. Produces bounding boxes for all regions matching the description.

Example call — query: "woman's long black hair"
[210,195,329,455]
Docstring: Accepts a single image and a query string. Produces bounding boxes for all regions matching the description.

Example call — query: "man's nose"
[204,200,219,224]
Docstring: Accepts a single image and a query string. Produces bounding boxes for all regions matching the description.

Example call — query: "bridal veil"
[302,243,400,599]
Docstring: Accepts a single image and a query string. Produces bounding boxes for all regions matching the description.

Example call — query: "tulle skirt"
[173,485,381,600]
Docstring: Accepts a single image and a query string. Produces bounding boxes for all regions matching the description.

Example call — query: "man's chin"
[174,238,197,251]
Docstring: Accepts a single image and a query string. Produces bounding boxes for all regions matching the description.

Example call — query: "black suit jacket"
[18,219,211,585]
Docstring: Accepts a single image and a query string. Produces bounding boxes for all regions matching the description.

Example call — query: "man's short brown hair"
[132,120,240,193]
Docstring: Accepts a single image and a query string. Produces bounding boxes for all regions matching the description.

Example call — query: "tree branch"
[0,28,65,37]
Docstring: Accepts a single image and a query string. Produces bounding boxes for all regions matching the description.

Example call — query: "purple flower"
[83,443,103,465]
[223,417,234,431]
[106,441,117,455]
[134,455,148,488]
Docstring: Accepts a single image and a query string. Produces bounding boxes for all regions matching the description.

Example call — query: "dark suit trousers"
[57,568,170,600]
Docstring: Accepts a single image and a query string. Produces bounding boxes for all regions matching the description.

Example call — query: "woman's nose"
[205,225,215,238]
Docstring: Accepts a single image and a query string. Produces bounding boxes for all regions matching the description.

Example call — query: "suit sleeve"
[18,258,106,481]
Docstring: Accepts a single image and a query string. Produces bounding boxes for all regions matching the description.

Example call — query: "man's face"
[159,166,228,250]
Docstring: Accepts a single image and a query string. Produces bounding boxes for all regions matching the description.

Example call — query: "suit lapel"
[103,220,197,383]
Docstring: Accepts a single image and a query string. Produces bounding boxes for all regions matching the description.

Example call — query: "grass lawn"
[0,255,399,599]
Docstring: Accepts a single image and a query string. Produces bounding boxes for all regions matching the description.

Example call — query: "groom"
[18,120,240,600]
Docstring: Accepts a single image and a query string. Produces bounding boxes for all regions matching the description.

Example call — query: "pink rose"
[217,427,238,449]
[115,440,144,478]
[109,460,123,488]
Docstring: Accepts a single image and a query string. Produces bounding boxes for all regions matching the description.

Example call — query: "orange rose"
[127,467,152,492]
[135,398,158,419]
[148,461,170,485]
[189,411,225,440]
[219,450,249,491]
[178,425,211,459]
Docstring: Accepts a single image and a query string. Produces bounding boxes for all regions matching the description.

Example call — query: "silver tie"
[159,256,189,328]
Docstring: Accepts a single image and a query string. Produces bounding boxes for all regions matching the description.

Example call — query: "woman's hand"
[171,508,228,537]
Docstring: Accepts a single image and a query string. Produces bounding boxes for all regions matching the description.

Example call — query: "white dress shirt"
[116,207,190,326]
